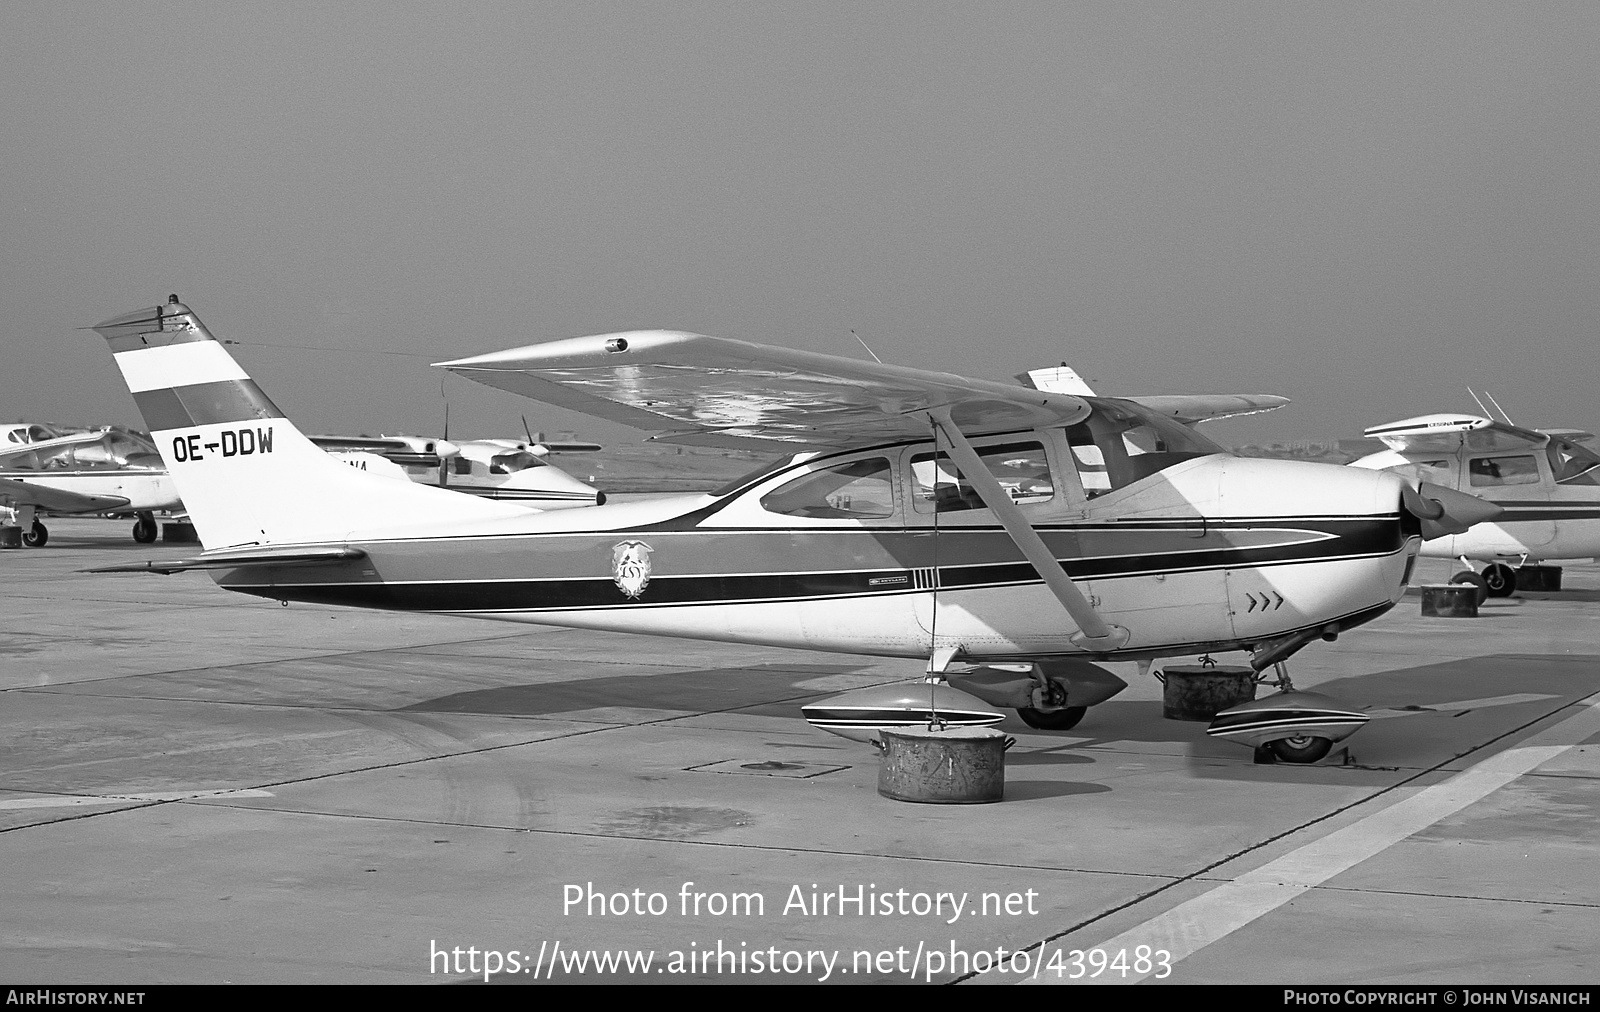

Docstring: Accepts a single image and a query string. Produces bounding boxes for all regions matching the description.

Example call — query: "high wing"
[308,435,454,468]
[1537,427,1597,444]
[435,330,1089,450]
[1365,414,1551,454]
[535,439,603,453]
[1014,367,1288,426]
[0,476,130,513]
[1122,393,1290,426]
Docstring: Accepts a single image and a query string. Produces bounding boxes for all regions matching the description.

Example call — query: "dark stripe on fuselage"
[132,379,284,431]
[1489,503,1600,522]
[219,516,1407,613]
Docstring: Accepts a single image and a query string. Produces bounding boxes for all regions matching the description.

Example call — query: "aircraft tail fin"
[92,296,532,550]
[1017,364,1096,396]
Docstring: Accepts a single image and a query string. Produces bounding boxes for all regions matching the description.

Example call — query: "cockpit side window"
[1547,438,1600,486]
[910,441,1053,514]
[1065,399,1221,498]
[1468,454,1541,487]
[759,457,895,519]
[489,451,545,474]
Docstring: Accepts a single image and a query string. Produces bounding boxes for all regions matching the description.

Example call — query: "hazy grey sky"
[4,2,1597,447]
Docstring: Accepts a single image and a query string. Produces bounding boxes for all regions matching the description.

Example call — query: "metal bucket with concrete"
[1158,664,1257,721]
[877,726,1009,804]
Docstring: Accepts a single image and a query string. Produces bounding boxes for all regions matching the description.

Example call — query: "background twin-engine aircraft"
[90,296,1496,763]
[1352,411,1600,597]
[310,433,604,508]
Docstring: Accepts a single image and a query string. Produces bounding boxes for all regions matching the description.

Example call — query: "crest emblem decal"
[611,540,654,599]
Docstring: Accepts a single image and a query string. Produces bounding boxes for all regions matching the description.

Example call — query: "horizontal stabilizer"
[87,544,367,575]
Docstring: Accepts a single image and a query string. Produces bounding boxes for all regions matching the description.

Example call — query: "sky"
[3,2,1597,449]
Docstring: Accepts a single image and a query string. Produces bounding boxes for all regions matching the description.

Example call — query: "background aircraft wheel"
[1449,571,1488,606]
[1269,735,1332,764]
[1482,563,1516,598]
[1016,705,1087,730]
[22,521,47,547]
[132,514,157,543]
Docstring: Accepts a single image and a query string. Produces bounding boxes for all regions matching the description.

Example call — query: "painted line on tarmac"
[1025,691,1600,986]
[0,788,274,811]
[1364,692,1558,718]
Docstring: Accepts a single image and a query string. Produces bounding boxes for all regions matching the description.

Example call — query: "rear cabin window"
[910,442,1053,514]
[759,457,895,519]
[1468,455,1541,487]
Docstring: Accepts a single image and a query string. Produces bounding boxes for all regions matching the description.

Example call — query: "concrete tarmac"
[1,519,1596,985]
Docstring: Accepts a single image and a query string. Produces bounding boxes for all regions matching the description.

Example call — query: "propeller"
[1401,481,1504,540]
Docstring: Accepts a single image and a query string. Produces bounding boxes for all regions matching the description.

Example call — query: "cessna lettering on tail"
[171,427,274,463]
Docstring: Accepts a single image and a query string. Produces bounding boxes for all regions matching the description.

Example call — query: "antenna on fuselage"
[1483,391,1515,426]
[1467,388,1493,418]
[851,330,884,365]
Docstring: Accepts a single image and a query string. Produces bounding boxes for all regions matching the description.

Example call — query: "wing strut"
[928,409,1130,651]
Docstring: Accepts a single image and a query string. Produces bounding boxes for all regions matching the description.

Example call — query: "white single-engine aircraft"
[92,296,1498,763]
[1,426,180,545]
[1352,412,1600,597]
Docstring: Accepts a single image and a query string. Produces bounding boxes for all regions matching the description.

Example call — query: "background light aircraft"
[93,297,1492,763]
[1352,412,1600,597]
[311,433,605,507]
[1,425,180,546]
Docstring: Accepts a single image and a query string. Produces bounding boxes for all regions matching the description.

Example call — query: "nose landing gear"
[132,512,157,544]
[1207,660,1369,764]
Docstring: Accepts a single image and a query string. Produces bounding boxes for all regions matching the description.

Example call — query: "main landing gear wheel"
[1269,735,1332,764]
[22,520,47,547]
[132,513,157,544]
[1016,705,1087,731]
[1482,563,1517,598]
[1449,571,1489,606]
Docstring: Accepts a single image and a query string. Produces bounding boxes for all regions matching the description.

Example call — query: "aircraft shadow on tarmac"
[396,662,879,720]
[1031,652,1600,779]
[394,652,1600,780]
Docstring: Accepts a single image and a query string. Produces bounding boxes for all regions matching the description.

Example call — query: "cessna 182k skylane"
[92,297,1498,763]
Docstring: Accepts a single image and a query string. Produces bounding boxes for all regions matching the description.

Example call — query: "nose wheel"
[132,512,158,543]
[21,520,47,547]
[1257,734,1333,764]
[1481,563,1517,598]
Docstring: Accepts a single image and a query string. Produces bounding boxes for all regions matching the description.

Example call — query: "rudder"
[93,295,529,549]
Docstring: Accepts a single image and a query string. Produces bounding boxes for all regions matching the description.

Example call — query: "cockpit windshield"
[1547,437,1600,486]
[1065,398,1224,498]
[488,451,546,474]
